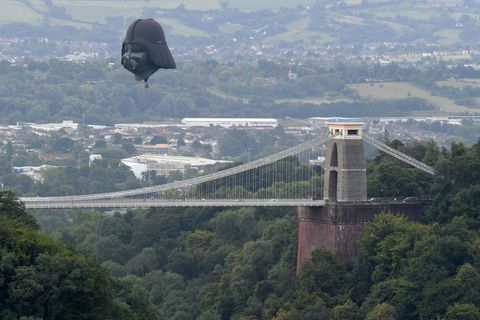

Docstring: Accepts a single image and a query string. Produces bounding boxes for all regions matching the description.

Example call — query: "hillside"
[1,0,480,51]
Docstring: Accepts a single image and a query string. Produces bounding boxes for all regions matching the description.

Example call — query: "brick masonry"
[296,201,427,272]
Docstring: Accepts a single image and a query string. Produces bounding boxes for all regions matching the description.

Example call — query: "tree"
[455,263,480,305]
[122,141,136,155]
[177,137,186,147]
[0,214,136,319]
[52,137,75,153]
[366,303,397,320]
[6,140,13,161]
[332,299,360,320]
[0,190,37,229]
[297,249,346,306]
[362,279,417,319]
[112,133,123,145]
[149,136,168,145]
[94,139,107,149]
[445,304,480,320]
[218,130,259,157]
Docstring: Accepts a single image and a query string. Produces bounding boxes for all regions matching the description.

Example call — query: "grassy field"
[206,88,245,102]
[53,0,220,13]
[157,17,209,37]
[52,0,317,14]
[330,13,367,25]
[264,18,336,45]
[227,0,315,9]
[0,1,43,25]
[348,82,472,113]
[381,20,413,33]
[265,18,315,45]
[206,88,350,105]
[434,28,462,46]
[53,1,144,23]
[274,97,351,105]
[29,0,50,12]
[369,7,442,20]
[218,22,243,34]
[48,17,94,30]
[437,79,480,89]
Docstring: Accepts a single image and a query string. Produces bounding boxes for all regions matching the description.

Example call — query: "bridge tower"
[296,120,423,272]
[323,121,366,202]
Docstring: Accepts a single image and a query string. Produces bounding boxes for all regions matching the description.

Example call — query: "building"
[13,165,59,182]
[308,117,364,127]
[31,120,79,132]
[114,123,181,133]
[134,144,169,154]
[181,118,278,129]
[121,154,231,179]
[89,154,102,166]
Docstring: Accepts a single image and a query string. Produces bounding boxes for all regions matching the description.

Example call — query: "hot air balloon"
[121,18,176,88]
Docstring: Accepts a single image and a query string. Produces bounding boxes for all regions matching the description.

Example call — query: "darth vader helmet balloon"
[121,18,176,87]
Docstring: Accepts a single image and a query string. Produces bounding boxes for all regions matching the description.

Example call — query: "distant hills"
[1,0,479,50]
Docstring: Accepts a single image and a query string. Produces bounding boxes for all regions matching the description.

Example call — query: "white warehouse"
[121,154,231,179]
[181,118,278,129]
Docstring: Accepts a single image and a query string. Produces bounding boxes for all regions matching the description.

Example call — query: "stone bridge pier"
[296,121,426,272]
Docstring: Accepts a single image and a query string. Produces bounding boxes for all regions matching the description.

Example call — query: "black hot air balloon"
[121,18,176,88]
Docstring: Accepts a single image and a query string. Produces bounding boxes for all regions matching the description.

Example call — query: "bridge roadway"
[23,199,327,209]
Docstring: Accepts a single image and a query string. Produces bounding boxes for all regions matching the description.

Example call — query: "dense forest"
[0,191,162,319]
[1,59,480,124]
[0,138,472,319]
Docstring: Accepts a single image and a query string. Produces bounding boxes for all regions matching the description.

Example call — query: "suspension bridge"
[20,121,434,210]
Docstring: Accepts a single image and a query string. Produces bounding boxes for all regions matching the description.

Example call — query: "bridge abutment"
[296,201,426,272]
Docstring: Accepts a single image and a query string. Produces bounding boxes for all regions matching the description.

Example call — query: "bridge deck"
[24,199,327,209]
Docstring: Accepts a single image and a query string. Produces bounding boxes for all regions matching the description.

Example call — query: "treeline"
[35,138,480,319]
[2,58,478,124]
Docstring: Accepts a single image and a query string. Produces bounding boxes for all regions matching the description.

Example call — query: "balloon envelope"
[121,18,176,83]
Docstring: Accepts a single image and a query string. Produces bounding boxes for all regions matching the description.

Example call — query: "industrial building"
[181,118,278,129]
[121,154,230,179]
[134,144,170,154]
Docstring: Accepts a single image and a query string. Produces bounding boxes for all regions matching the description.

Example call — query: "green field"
[53,1,144,23]
[265,18,317,45]
[437,79,480,89]
[330,13,367,25]
[227,0,314,9]
[0,1,43,25]
[434,28,462,46]
[48,17,94,29]
[368,7,442,20]
[349,82,471,113]
[157,17,209,37]
[264,18,336,45]
[53,0,221,13]
[274,97,351,105]
[29,0,50,12]
[218,22,243,34]
[206,88,245,102]
[52,0,316,14]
